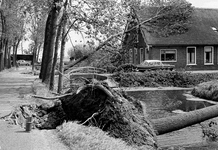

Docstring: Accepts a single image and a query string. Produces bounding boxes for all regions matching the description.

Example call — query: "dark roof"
[139,8,218,46]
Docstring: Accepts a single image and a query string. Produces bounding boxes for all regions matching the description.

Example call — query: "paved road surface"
[0,67,69,150]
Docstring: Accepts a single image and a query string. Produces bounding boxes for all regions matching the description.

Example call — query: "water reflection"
[127,90,214,119]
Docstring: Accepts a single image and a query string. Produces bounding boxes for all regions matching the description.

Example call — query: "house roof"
[138,8,218,46]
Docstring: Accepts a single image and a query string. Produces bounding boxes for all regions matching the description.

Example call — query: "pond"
[127,89,216,119]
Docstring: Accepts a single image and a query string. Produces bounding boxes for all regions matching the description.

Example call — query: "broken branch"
[32,93,72,100]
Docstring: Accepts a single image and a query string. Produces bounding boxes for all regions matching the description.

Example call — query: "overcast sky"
[187,0,218,8]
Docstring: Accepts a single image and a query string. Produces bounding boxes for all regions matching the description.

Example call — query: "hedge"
[112,70,218,88]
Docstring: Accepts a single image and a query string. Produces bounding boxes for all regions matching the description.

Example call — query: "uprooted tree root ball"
[60,83,157,149]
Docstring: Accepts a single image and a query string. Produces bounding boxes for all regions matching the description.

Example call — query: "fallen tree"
[152,104,218,135]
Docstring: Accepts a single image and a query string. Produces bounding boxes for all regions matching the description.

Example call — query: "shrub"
[192,80,218,101]
[112,70,218,88]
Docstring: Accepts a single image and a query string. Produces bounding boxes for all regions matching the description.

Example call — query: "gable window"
[134,48,138,64]
[140,48,145,63]
[160,49,177,62]
[204,46,214,65]
[129,49,133,63]
[187,47,196,65]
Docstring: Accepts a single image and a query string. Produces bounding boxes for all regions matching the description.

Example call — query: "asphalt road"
[0,67,69,150]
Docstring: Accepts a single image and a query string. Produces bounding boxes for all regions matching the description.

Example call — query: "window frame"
[129,48,133,63]
[186,46,197,65]
[134,47,138,64]
[204,46,214,65]
[160,49,177,62]
[139,48,145,63]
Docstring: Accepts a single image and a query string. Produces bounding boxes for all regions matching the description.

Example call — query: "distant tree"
[67,44,90,60]
[27,0,48,71]
[1,0,28,68]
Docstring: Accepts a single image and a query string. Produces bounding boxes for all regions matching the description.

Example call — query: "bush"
[192,80,218,101]
[112,70,218,88]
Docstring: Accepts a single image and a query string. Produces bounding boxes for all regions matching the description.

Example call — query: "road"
[0,67,69,150]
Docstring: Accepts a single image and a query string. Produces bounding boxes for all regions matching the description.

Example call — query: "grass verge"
[57,122,139,150]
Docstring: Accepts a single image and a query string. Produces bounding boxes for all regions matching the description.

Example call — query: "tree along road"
[0,67,69,150]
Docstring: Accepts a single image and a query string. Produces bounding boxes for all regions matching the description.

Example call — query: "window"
[140,48,145,63]
[187,47,196,65]
[204,46,214,64]
[161,49,177,62]
[134,48,138,64]
[129,49,133,63]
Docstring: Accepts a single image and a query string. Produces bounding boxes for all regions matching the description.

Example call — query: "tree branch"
[31,93,72,100]
[81,112,99,125]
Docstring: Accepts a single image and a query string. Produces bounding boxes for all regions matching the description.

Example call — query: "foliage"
[192,80,218,101]
[115,63,138,72]
[68,0,129,42]
[140,0,193,37]
[24,0,49,56]
[202,120,218,142]
[112,71,218,88]
[67,44,91,60]
[2,0,27,42]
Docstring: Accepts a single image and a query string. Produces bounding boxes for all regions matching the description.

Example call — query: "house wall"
[150,45,218,71]
[125,30,148,65]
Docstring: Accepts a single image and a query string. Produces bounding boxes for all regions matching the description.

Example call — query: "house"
[123,8,218,71]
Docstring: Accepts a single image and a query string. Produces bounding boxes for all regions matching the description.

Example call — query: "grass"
[57,122,139,150]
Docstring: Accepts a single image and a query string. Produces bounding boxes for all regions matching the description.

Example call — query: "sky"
[187,0,218,8]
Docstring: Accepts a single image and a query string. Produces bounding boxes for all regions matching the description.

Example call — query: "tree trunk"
[40,0,62,83]
[4,40,8,68]
[57,13,67,93]
[36,43,42,62]
[152,104,218,135]
[12,43,16,67]
[0,52,3,71]
[49,19,62,91]
[15,40,20,67]
[32,39,38,72]
[7,46,12,68]
[0,10,5,71]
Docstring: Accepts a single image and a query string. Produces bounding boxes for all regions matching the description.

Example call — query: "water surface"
[127,90,215,119]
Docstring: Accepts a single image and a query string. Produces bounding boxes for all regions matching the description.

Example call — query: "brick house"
[123,8,218,71]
